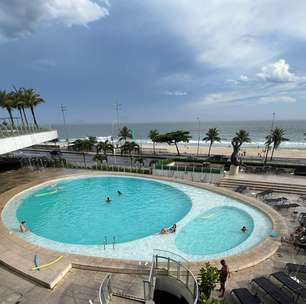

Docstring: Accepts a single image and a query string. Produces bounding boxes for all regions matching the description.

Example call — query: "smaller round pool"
[175,207,254,255]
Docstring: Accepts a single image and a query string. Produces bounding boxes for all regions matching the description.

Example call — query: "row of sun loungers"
[256,189,273,199]
[231,264,306,304]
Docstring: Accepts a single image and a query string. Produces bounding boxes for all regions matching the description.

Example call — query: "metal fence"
[153,164,224,183]
[143,250,199,304]
[0,124,50,138]
[99,273,112,304]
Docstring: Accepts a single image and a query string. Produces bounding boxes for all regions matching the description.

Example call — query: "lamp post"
[196,117,201,157]
[60,104,68,146]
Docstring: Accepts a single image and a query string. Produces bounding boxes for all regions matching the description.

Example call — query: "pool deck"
[0,168,288,291]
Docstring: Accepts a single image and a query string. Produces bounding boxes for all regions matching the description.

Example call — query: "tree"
[93,154,107,165]
[266,128,289,161]
[134,157,144,168]
[72,139,94,152]
[203,128,221,157]
[230,130,251,166]
[88,136,97,145]
[235,129,251,145]
[11,89,25,126]
[0,90,15,126]
[120,141,140,166]
[118,126,133,142]
[96,140,114,163]
[156,130,191,156]
[197,263,220,299]
[22,88,45,127]
[149,129,159,155]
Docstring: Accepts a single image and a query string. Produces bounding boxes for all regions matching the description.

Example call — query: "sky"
[1,0,306,124]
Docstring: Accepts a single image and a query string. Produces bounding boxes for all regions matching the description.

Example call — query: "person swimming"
[117,190,122,195]
[160,224,176,234]
[241,226,247,233]
[106,197,112,203]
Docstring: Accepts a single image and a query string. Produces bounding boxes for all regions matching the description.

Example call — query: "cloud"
[0,0,109,41]
[240,75,248,82]
[258,96,296,104]
[194,80,305,107]
[256,59,302,82]
[146,1,306,68]
[164,90,188,96]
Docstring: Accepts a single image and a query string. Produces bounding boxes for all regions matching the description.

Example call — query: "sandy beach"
[140,143,306,159]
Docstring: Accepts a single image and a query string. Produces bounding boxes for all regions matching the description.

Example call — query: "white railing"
[153,164,224,183]
[144,250,199,304]
[99,273,112,304]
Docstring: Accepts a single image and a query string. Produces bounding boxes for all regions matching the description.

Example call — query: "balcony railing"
[0,124,50,138]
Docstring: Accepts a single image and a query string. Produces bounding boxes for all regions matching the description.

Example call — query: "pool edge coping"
[0,170,287,288]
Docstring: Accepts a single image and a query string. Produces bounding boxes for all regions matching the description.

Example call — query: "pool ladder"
[103,236,116,250]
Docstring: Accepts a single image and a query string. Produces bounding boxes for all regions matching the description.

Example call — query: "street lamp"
[196,117,201,157]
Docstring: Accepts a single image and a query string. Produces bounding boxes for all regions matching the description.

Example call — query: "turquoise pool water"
[3,175,273,260]
[175,207,254,255]
[16,177,192,244]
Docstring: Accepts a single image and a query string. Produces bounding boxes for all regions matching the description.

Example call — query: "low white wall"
[0,130,58,155]
[152,169,223,183]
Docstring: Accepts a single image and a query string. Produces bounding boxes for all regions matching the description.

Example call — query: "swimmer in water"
[117,190,122,195]
[241,226,247,233]
[106,197,112,203]
[160,224,176,234]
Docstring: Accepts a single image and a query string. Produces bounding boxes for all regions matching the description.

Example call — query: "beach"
[140,143,306,159]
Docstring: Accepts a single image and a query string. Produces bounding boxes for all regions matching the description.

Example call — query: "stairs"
[217,177,306,195]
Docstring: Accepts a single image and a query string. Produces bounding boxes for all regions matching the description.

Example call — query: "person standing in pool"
[20,221,29,232]
[219,259,229,298]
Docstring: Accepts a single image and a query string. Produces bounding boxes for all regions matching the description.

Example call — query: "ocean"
[50,120,306,149]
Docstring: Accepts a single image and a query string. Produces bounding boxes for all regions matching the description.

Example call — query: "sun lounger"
[285,263,306,274]
[264,197,288,204]
[294,240,306,255]
[231,288,261,304]
[270,272,306,301]
[298,212,306,224]
[235,185,249,194]
[256,189,273,199]
[251,277,295,304]
[274,203,300,209]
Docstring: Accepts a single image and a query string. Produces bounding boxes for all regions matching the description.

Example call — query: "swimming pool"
[2,175,273,261]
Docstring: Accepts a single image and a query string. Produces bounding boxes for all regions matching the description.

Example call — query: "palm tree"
[120,141,140,166]
[149,129,159,155]
[23,88,45,127]
[266,128,289,161]
[118,126,133,142]
[0,90,15,126]
[93,154,107,165]
[96,140,114,163]
[19,88,29,126]
[235,129,251,145]
[72,139,93,152]
[134,157,144,168]
[11,88,26,126]
[203,128,221,157]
